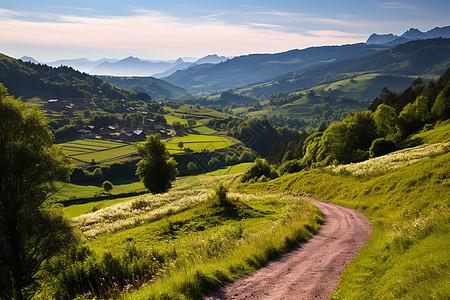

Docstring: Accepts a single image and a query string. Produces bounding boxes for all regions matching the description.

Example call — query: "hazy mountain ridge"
[367,25,450,45]
[164,43,387,95]
[236,38,450,100]
[98,75,190,100]
[19,54,227,77]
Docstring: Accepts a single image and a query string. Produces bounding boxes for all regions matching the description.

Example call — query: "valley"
[0,28,449,300]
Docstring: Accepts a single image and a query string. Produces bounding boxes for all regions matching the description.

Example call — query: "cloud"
[0,9,364,59]
[380,2,425,11]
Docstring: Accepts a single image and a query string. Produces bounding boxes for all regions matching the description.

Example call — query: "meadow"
[46,173,322,299]
[166,133,235,153]
[60,163,253,218]
[57,138,137,164]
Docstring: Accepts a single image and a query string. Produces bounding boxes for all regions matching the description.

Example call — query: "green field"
[166,133,235,153]
[61,163,254,217]
[57,138,137,164]
[62,175,321,300]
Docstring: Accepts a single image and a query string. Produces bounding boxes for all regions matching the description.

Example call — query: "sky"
[0,0,449,62]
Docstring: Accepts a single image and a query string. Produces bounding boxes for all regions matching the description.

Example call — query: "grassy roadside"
[241,148,449,299]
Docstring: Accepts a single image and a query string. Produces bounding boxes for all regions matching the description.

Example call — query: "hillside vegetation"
[241,129,449,299]
[0,54,150,101]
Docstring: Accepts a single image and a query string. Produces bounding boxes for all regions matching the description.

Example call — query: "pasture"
[166,133,235,153]
[57,138,137,164]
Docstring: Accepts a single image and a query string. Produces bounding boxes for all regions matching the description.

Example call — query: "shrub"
[208,157,220,170]
[102,181,113,193]
[370,138,396,158]
[187,162,197,173]
[241,158,278,182]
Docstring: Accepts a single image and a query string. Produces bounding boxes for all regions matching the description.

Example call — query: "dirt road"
[204,198,371,300]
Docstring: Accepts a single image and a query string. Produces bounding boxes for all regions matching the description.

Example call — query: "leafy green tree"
[373,104,397,137]
[187,118,197,128]
[177,141,184,152]
[135,134,178,194]
[0,85,78,299]
[431,86,450,120]
[187,162,197,173]
[241,158,278,182]
[208,157,220,170]
[102,181,113,193]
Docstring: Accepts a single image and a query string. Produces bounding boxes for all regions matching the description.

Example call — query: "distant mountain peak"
[401,28,426,39]
[174,57,184,64]
[367,25,450,45]
[20,56,39,64]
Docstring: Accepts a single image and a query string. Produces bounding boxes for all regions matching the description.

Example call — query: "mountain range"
[20,54,227,77]
[235,38,450,100]
[366,26,450,46]
[163,43,388,96]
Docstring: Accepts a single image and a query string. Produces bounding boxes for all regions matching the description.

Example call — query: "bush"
[370,138,396,158]
[187,162,197,173]
[208,157,220,170]
[102,181,113,193]
[54,124,78,139]
[241,158,278,182]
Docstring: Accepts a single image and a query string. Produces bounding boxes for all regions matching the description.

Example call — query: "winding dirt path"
[204,198,371,300]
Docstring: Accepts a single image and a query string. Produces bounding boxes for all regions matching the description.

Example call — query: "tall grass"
[46,184,321,299]
[124,191,321,300]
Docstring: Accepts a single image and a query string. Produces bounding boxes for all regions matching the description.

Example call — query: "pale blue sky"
[0,0,448,61]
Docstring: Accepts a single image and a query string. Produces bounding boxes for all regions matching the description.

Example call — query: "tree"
[0,85,78,299]
[208,157,220,170]
[373,104,397,137]
[102,181,113,193]
[177,141,184,152]
[187,162,197,173]
[135,134,178,194]
[187,118,197,128]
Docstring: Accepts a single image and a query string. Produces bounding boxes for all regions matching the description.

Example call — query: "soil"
[204,198,372,300]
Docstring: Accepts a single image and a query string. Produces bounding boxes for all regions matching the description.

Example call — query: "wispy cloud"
[249,23,285,29]
[380,2,426,11]
[201,12,226,18]
[0,9,364,60]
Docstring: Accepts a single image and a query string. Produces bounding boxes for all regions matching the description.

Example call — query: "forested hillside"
[0,54,151,101]
[237,38,450,99]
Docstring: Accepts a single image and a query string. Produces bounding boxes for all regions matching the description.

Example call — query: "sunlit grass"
[330,141,450,176]
[242,147,450,299]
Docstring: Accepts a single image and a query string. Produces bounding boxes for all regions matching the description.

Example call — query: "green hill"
[238,38,450,99]
[241,121,449,299]
[0,53,151,101]
[97,75,190,100]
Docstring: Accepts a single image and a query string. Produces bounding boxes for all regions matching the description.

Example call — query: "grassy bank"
[241,146,449,299]
[47,174,322,299]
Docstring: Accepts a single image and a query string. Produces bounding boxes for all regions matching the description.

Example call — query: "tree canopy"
[0,84,78,299]
[135,134,178,194]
